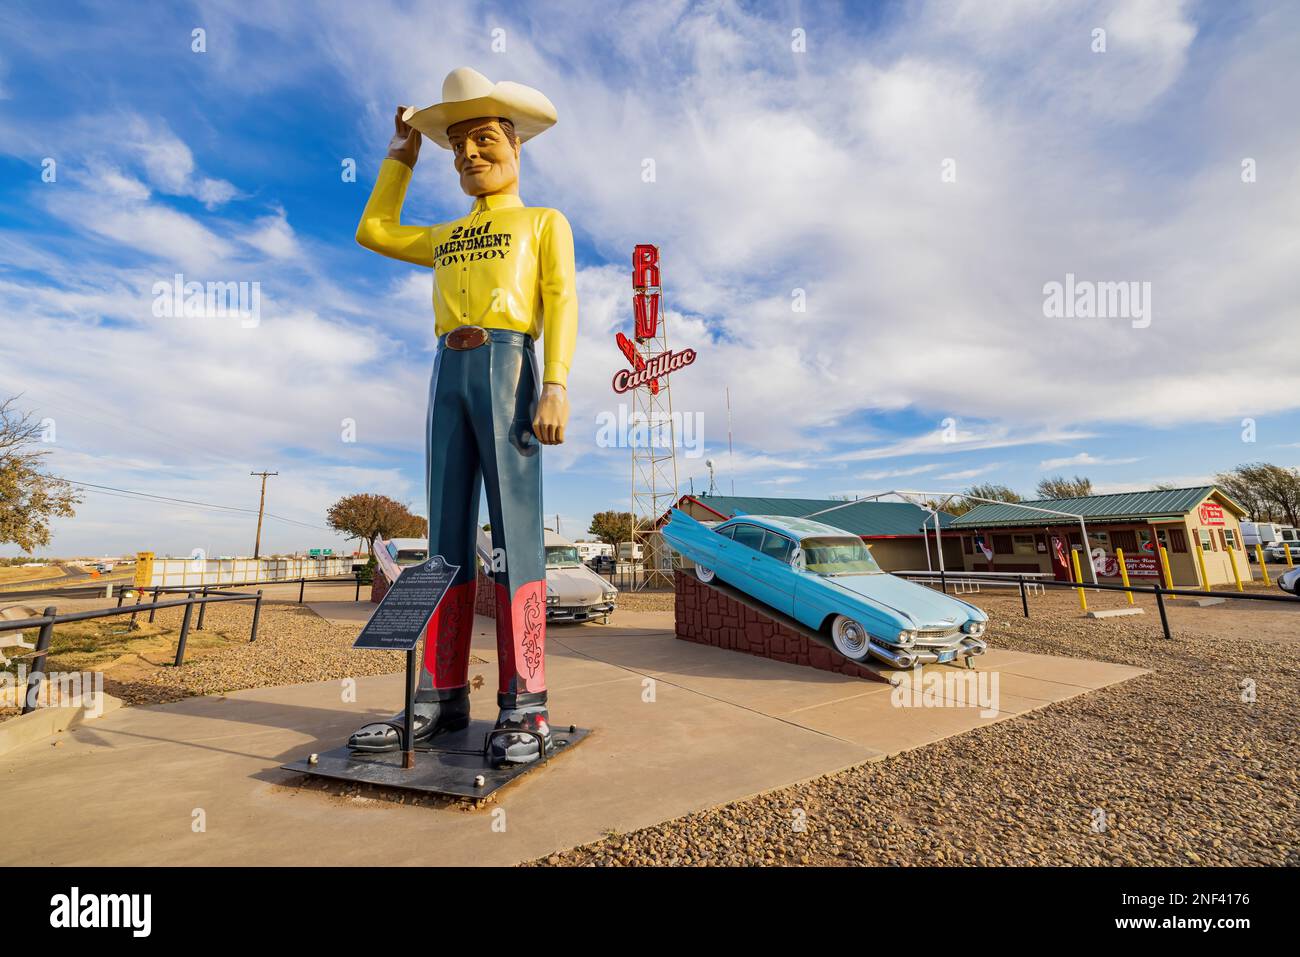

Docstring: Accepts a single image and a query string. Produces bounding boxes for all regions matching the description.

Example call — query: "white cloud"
[124,115,239,208]
[4,0,1300,553]
[1039,452,1142,470]
[936,463,1006,481]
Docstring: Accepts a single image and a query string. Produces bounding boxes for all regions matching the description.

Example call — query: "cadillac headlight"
[896,629,918,648]
[603,591,617,601]
[547,592,560,606]
[963,620,987,637]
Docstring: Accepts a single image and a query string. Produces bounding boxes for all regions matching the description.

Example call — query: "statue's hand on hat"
[386,105,422,169]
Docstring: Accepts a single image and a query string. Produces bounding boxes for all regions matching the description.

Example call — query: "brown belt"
[445,326,491,350]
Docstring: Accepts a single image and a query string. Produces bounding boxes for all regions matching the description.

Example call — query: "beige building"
[950,486,1253,588]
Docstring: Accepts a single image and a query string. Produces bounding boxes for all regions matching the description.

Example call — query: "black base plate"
[281,719,590,799]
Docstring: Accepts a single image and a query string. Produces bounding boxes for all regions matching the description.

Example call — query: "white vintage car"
[543,531,619,623]
[476,530,618,623]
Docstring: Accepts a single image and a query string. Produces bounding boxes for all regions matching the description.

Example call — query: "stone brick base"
[674,571,882,681]
[474,566,497,618]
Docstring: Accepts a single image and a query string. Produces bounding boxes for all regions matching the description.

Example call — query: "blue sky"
[1,0,1297,557]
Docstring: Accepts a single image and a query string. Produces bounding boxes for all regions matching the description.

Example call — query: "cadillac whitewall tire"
[694,565,716,583]
[830,615,870,661]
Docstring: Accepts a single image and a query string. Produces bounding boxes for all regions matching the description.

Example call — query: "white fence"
[146,557,355,588]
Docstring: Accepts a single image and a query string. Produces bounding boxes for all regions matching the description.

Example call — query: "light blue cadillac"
[662,509,989,669]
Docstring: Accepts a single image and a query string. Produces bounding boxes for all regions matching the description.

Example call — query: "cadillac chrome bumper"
[867,636,987,669]
[547,601,616,623]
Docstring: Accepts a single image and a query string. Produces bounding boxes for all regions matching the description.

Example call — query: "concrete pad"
[988,652,1148,690]
[0,692,123,757]
[0,614,1145,866]
[1087,607,1145,619]
[788,689,1007,753]
[1192,597,1227,607]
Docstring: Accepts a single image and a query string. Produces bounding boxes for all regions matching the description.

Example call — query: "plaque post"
[403,647,417,769]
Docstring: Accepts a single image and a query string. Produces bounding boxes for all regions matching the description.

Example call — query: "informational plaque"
[353,556,459,651]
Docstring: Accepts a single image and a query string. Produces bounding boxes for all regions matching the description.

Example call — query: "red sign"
[633,291,659,340]
[1123,554,1161,578]
[632,244,660,290]
[632,244,660,340]
[612,347,697,393]
[1198,503,1225,526]
[613,244,696,394]
[615,332,659,396]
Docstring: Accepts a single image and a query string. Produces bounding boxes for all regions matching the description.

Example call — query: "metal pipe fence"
[895,570,1298,640]
[1,588,265,714]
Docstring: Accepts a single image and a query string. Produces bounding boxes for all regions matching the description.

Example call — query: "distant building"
[670,494,959,571]
[950,486,1252,588]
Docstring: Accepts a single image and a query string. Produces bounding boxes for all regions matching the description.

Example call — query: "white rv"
[1241,522,1282,549]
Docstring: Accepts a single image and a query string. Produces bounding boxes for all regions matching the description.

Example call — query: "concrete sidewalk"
[0,609,1144,865]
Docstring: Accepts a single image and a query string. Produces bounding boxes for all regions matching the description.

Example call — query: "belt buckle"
[447,326,490,350]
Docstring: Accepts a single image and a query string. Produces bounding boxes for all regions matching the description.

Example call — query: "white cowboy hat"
[402,67,557,150]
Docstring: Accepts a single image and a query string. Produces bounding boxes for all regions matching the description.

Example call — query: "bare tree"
[1035,475,1094,499]
[1216,463,1300,525]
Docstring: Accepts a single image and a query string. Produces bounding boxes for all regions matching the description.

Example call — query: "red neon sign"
[632,244,660,340]
[613,244,694,395]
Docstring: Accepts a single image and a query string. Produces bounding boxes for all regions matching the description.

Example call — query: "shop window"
[1013,534,1037,555]
[962,536,973,555]
[1111,529,1138,553]
[1223,528,1239,549]
[1169,529,1188,553]
[1067,531,1083,548]
[1198,528,1215,552]
[992,534,1014,554]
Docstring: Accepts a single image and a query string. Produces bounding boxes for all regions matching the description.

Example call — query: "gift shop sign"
[1198,503,1225,526]
[612,244,696,394]
[1122,554,1162,578]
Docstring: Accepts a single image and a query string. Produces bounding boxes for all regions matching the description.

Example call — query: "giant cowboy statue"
[350,68,576,765]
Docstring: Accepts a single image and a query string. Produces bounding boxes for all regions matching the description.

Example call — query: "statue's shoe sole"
[347,715,471,753]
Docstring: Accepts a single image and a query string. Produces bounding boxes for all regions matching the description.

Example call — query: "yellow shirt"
[355,158,578,386]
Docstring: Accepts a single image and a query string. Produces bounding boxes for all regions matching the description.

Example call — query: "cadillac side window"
[731,524,766,553]
[715,524,737,539]
[760,531,796,563]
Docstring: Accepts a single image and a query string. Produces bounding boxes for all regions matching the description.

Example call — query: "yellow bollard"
[1254,544,1271,585]
[1115,547,1134,605]
[1195,541,1211,591]
[1286,544,1295,569]
[1070,549,1088,612]
[1158,545,1176,597]
[1226,547,1243,592]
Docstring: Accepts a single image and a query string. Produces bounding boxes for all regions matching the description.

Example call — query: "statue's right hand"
[387,106,422,169]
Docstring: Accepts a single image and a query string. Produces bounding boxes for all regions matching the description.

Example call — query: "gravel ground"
[610,590,674,614]
[533,588,1299,866]
[92,601,408,706]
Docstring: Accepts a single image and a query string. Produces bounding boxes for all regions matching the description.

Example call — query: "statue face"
[447,117,520,197]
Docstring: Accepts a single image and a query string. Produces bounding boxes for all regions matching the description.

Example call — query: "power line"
[59,478,332,532]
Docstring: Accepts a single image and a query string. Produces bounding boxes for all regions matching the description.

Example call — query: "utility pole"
[250,471,278,559]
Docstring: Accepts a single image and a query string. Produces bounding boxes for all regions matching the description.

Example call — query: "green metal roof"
[950,486,1241,529]
[683,495,952,537]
